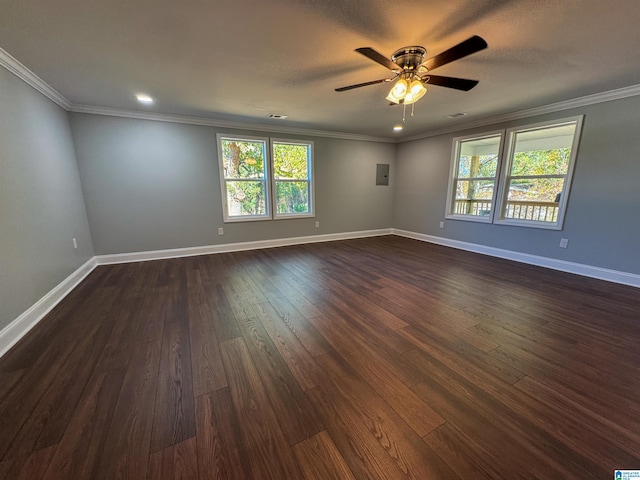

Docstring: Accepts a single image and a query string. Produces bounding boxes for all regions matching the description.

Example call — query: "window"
[217,134,314,222]
[496,119,582,229]
[218,135,270,221]
[446,131,503,222]
[446,116,583,230]
[272,140,313,218]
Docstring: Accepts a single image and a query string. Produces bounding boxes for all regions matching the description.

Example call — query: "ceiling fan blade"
[421,35,487,71]
[355,47,403,72]
[335,78,392,92]
[424,75,479,91]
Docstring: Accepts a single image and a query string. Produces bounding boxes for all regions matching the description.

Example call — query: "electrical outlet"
[315,221,320,228]
[72,238,78,249]
[439,221,444,229]
[218,227,224,235]
[559,238,569,248]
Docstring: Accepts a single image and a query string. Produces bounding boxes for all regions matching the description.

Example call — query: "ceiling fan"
[335,36,487,105]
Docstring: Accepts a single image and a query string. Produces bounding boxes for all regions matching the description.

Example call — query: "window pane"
[511,124,575,176]
[226,181,266,216]
[457,136,500,178]
[454,179,494,216]
[506,177,565,203]
[275,181,309,214]
[221,139,266,179]
[504,178,565,222]
[273,143,309,180]
[511,149,571,176]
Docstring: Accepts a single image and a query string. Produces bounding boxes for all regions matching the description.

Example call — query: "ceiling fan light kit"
[336,36,488,122]
[386,77,408,103]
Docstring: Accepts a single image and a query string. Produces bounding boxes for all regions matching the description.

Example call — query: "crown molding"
[0,47,71,110]
[69,104,396,143]
[3,46,640,144]
[400,84,640,143]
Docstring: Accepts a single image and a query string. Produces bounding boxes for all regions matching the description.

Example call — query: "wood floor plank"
[0,370,26,403]
[5,318,116,458]
[42,369,125,480]
[315,297,413,356]
[220,280,259,322]
[147,437,199,480]
[93,306,141,373]
[233,313,324,445]
[188,300,228,396]
[195,389,249,480]
[94,339,162,480]
[309,313,443,437]
[251,301,324,391]
[409,349,603,479]
[263,292,331,357]
[309,309,423,387]
[13,445,57,480]
[304,386,409,480]
[135,286,170,345]
[1,286,120,460]
[204,284,242,341]
[187,270,227,396]
[322,286,410,332]
[313,352,458,479]
[399,322,526,386]
[219,337,302,480]
[514,375,640,460]
[268,274,324,319]
[0,460,14,479]
[424,422,513,480]
[292,431,357,480]
[150,314,196,452]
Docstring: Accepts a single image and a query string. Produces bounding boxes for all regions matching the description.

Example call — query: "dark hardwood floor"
[1,235,639,479]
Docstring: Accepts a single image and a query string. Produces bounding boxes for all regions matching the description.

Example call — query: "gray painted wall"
[394,96,640,275]
[69,113,396,255]
[0,68,94,331]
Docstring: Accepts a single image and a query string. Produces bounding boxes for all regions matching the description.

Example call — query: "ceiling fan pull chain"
[402,102,406,123]
[411,102,415,117]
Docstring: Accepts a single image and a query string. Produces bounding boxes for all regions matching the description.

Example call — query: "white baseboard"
[95,229,393,265]
[0,257,97,358]
[392,228,640,288]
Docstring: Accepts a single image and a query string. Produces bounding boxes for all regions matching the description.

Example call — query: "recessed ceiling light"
[136,94,154,104]
[393,125,403,131]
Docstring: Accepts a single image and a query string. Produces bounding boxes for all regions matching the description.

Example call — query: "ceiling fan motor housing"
[391,46,427,70]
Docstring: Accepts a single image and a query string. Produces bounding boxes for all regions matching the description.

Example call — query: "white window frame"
[445,115,583,230]
[217,134,315,223]
[217,133,271,222]
[494,116,583,230]
[270,138,315,219]
[445,130,505,223]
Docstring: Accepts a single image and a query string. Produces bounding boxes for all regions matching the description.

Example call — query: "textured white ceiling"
[2,0,640,139]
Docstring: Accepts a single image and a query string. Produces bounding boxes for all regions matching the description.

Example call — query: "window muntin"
[218,135,270,221]
[272,140,313,218]
[446,133,503,221]
[497,119,582,229]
